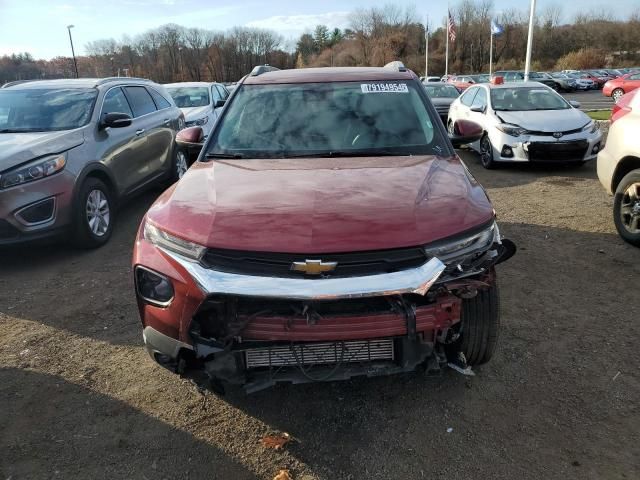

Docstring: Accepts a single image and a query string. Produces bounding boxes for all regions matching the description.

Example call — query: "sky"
[0,0,638,60]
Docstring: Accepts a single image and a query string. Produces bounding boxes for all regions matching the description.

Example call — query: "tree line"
[1,2,639,85]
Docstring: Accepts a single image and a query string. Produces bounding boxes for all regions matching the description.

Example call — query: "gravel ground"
[1,152,639,480]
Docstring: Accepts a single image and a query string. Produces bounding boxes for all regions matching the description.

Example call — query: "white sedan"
[448,81,603,168]
[165,82,230,138]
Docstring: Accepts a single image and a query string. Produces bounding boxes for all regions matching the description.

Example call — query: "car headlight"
[424,221,498,265]
[496,124,528,137]
[143,221,206,261]
[186,116,209,127]
[0,154,66,189]
[582,120,599,133]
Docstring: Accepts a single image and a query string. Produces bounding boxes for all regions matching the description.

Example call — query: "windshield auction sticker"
[361,83,409,93]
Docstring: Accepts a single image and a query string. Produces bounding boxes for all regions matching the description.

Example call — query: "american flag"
[447,11,456,42]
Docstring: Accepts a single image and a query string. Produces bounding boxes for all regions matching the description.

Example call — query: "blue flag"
[491,20,504,36]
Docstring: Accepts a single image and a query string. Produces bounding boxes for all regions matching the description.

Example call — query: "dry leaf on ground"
[273,470,292,480]
[261,432,291,450]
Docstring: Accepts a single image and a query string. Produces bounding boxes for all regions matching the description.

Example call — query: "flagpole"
[489,32,493,77]
[425,19,429,78]
[445,12,449,77]
[524,0,537,81]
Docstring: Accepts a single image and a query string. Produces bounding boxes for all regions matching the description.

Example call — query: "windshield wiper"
[204,152,244,159]
[283,149,408,158]
[0,128,44,133]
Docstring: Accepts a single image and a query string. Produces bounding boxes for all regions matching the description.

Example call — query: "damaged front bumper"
[136,222,516,393]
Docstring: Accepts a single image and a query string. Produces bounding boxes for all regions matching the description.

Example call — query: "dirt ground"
[1,151,639,480]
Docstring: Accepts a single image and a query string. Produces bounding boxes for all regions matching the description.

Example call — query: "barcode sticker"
[360,83,409,94]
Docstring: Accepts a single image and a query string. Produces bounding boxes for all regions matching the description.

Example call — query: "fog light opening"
[135,266,174,307]
[501,145,514,158]
[592,143,601,154]
[15,197,56,225]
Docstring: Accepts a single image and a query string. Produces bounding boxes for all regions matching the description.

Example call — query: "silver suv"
[0,78,186,248]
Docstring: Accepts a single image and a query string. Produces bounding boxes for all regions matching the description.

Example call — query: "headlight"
[424,221,498,264]
[143,221,206,261]
[496,124,528,137]
[0,154,66,189]
[582,120,599,133]
[186,116,209,127]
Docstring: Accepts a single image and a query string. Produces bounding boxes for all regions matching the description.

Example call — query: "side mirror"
[214,99,225,108]
[176,126,204,146]
[569,100,581,109]
[449,119,483,148]
[470,105,485,113]
[101,112,132,129]
[176,126,205,162]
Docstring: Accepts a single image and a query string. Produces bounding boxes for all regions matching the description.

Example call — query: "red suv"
[133,64,516,393]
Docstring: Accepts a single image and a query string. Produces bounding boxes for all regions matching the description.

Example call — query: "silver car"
[448,82,603,169]
[0,78,185,248]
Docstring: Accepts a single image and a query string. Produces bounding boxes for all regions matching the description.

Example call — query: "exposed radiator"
[245,339,395,368]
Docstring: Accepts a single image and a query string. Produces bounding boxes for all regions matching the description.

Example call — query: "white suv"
[597,89,640,246]
[165,82,230,138]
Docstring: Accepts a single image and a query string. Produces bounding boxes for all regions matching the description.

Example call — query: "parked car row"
[425,68,639,94]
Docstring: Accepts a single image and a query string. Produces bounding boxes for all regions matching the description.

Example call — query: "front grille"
[526,126,585,137]
[200,246,428,278]
[0,220,19,240]
[527,140,588,162]
[244,339,394,368]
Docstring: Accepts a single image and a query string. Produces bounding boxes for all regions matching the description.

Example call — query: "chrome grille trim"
[245,339,395,368]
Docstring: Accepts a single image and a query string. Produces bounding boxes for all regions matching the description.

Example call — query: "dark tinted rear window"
[124,86,156,117]
[149,88,171,110]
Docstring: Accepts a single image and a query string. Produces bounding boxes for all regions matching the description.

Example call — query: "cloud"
[246,11,351,36]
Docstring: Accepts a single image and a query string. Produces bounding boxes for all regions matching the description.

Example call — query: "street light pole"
[67,25,79,78]
[524,0,537,81]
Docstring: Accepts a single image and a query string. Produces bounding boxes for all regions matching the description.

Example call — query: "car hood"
[181,106,211,121]
[496,108,590,132]
[146,156,494,253]
[0,129,85,172]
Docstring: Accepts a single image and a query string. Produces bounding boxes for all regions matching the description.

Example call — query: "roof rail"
[96,77,153,86]
[250,64,280,76]
[384,61,408,72]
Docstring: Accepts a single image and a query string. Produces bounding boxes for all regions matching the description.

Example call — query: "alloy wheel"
[176,151,188,179]
[480,135,493,167]
[620,182,640,234]
[86,189,110,237]
[612,89,624,103]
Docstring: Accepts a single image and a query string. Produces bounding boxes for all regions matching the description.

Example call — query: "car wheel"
[72,177,114,248]
[460,284,500,366]
[479,134,496,169]
[172,150,189,182]
[613,170,640,246]
[447,120,455,136]
[550,82,560,92]
[612,88,624,103]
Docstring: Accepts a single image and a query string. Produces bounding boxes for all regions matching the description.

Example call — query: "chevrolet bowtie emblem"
[291,259,338,275]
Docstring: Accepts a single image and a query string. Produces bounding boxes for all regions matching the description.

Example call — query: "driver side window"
[460,88,478,107]
[102,87,133,117]
[471,88,487,111]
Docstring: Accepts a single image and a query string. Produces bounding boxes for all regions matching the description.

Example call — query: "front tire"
[612,88,624,103]
[460,284,500,366]
[613,170,640,246]
[72,178,114,249]
[479,134,497,169]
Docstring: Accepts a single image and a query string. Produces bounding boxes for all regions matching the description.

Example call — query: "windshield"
[491,87,570,111]
[208,81,448,158]
[0,88,97,132]
[166,86,210,108]
[423,84,459,98]
[469,75,489,83]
